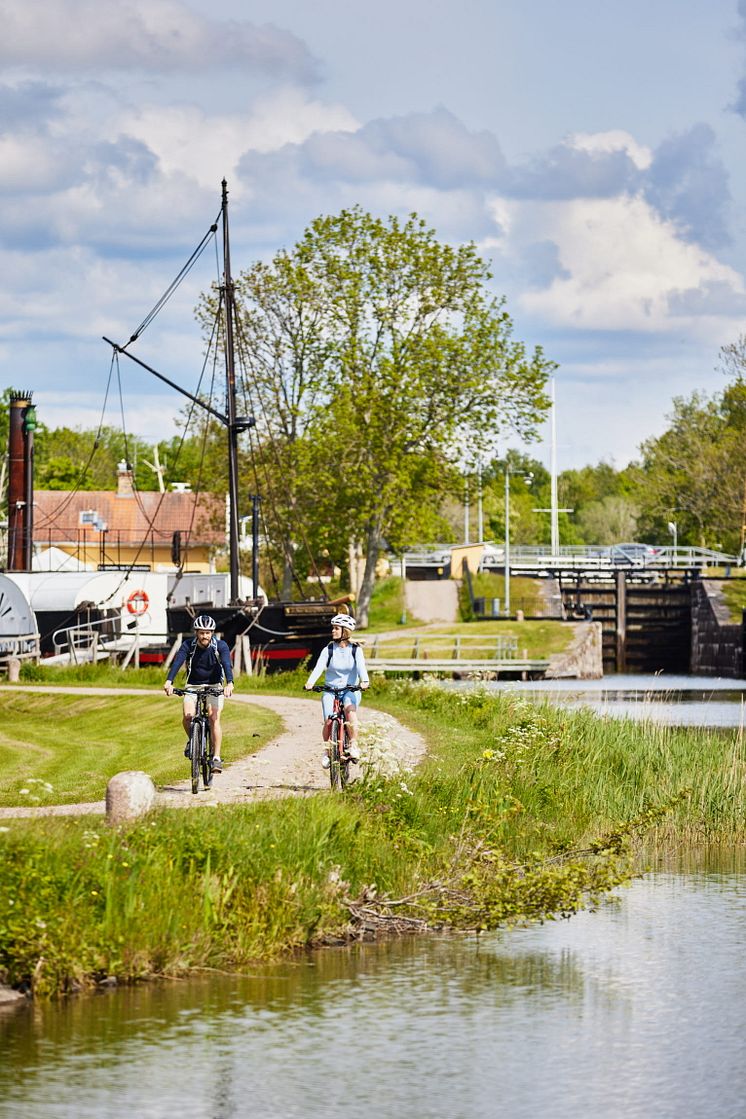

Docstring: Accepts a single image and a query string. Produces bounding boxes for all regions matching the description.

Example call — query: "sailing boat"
[103,180,340,671]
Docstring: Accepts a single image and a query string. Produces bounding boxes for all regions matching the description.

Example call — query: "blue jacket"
[167,636,233,686]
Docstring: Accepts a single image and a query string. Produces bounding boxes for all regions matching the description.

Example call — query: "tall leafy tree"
[289,208,554,623]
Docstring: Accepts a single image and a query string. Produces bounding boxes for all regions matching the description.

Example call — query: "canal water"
[456,673,746,728]
[1,859,744,1119]
[1,677,744,1119]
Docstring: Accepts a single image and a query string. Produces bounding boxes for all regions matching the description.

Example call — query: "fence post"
[242,635,252,676]
[163,634,182,672]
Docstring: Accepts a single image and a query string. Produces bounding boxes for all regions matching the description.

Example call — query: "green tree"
[289,208,554,623]
[636,390,742,551]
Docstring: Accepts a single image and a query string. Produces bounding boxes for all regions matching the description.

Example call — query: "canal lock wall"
[690,579,745,678]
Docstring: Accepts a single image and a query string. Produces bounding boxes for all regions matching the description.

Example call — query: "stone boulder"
[106,770,156,825]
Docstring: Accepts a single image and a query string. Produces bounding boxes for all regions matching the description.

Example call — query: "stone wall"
[690,580,744,678]
[545,621,603,679]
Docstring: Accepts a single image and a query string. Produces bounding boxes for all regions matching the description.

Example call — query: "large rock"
[106,771,156,825]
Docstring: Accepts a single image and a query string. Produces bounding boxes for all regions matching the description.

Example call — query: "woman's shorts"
[322,689,361,720]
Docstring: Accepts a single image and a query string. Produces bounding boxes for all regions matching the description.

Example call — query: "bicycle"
[172,685,224,794]
[311,685,361,790]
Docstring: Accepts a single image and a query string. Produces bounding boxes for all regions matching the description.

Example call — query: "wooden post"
[616,570,627,673]
[163,634,182,672]
[233,635,243,675]
[242,635,252,676]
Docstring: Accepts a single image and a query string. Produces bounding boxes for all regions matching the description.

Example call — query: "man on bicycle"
[304,612,369,769]
[163,614,234,772]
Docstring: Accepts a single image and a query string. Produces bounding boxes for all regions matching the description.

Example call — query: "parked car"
[609,543,661,566]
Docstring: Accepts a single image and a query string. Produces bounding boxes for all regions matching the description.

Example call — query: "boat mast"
[221,179,242,604]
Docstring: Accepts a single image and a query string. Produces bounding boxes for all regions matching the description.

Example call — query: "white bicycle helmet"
[330,612,356,631]
[193,614,216,632]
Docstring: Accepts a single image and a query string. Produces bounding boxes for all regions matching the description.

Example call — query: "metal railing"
[366,632,520,660]
[401,544,740,570]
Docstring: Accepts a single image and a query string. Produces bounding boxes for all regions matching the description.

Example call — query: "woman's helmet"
[193,614,216,632]
[330,612,356,631]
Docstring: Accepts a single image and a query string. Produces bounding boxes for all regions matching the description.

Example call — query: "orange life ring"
[126,589,149,615]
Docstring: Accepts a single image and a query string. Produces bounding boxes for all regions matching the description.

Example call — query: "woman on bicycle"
[304,612,369,769]
[163,614,234,772]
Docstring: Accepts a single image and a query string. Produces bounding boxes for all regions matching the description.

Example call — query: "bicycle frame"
[173,685,223,794]
[312,685,361,790]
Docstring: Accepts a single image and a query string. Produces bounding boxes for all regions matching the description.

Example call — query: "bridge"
[401,544,739,576]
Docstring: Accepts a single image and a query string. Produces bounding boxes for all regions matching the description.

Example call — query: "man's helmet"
[193,614,216,632]
[330,612,356,631]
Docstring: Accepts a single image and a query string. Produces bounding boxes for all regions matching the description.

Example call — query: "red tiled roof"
[33,489,225,546]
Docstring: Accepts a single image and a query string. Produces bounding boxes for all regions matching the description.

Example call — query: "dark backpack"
[326,641,358,668]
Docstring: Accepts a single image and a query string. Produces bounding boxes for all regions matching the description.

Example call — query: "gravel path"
[0,686,428,818]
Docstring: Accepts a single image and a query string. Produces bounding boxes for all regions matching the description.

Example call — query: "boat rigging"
[103,179,254,605]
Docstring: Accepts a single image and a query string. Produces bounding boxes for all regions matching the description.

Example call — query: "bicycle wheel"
[328,719,341,791]
[339,720,351,789]
[189,720,201,795]
[201,723,213,789]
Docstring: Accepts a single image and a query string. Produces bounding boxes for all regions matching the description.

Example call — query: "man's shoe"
[347,743,361,761]
[321,754,330,769]
[184,742,190,758]
[211,755,223,773]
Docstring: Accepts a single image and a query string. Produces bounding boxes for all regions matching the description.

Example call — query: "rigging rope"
[98,317,220,606]
[123,214,220,347]
[34,351,116,533]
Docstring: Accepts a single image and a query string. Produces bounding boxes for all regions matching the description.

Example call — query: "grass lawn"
[719,577,746,623]
[362,619,575,660]
[0,691,279,808]
[469,572,548,616]
[363,576,422,632]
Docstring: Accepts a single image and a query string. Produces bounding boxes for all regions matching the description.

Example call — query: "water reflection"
[449,674,746,727]
[2,862,745,1119]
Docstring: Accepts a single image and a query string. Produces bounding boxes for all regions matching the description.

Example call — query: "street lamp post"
[667,520,677,559]
[504,468,533,617]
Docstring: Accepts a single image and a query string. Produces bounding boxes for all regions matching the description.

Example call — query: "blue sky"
[2,0,746,471]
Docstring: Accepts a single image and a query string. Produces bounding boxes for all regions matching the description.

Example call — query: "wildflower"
[19,788,29,796]
[0,826,10,833]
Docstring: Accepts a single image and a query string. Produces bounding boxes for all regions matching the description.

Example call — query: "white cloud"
[118,88,358,190]
[0,0,316,77]
[569,130,653,170]
[490,193,746,336]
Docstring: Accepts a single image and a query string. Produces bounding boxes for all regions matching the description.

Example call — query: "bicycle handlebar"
[171,686,225,697]
[309,685,362,693]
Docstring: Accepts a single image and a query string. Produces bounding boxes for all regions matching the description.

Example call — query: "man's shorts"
[182,690,224,715]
